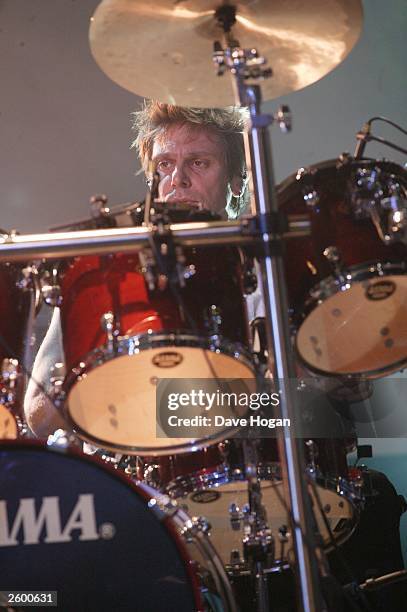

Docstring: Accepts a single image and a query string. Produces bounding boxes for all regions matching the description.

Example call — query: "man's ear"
[230,174,244,197]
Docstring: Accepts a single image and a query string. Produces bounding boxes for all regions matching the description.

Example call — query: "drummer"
[24,101,250,437]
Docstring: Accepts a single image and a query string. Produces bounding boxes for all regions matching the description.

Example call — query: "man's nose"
[171,164,191,188]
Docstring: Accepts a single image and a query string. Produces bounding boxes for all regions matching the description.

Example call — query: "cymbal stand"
[212,6,327,611]
[242,438,273,612]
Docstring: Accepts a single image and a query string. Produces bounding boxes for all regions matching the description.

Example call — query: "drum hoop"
[0,437,204,610]
[0,404,19,439]
[57,331,254,455]
[57,407,243,456]
[295,260,407,378]
[166,461,362,504]
[277,157,407,201]
[63,330,255,381]
[167,462,362,552]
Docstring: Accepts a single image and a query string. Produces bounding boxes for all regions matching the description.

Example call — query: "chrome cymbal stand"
[212,5,327,611]
[241,438,273,612]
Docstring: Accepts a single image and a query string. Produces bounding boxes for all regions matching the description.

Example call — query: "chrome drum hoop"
[166,462,364,556]
[294,260,407,381]
[56,331,255,456]
[300,260,407,315]
[62,329,255,384]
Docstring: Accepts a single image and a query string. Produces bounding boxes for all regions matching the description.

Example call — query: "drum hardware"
[49,362,65,397]
[160,436,363,610]
[242,260,258,295]
[0,359,20,440]
[47,427,82,450]
[348,163,407,245]
[323,246,349,285]
[49,220,257,454]
[0,215,310,261]
[100,311,119,355]
[40,265,62,307]
[51,196,140,232]
[146,488,238,612]
[16,264,38,292]
[354,117,407,160]
[0,261,41,430]
[343,570,407,611]
[1,358,20,406]
[211,13,326,604]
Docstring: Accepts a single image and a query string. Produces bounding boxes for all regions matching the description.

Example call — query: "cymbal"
[89,0,363,107]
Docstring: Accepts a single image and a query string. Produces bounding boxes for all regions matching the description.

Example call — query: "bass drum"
[158,438,362,568]
[279,158,407,379]
[0,440,237,612]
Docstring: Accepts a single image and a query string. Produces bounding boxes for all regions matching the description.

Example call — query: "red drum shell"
[280,159,406,309]
[59,248,250,374]
[145,437,350,490]
[57,246,255,454]
[279,159,407,377]
[0,264,28,363]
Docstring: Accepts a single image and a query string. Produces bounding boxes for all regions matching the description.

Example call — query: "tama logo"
[0,494,115,547]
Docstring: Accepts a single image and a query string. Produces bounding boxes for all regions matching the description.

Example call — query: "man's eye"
[157,160,172,170]
[192,159,208,168]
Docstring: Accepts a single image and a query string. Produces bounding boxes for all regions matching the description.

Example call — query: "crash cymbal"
[89,0,363,107]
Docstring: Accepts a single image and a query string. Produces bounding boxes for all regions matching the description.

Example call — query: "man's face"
[151,123,238,217]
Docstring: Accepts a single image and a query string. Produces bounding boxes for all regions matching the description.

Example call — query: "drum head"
[297,273,407,376]
[65,344,254,454]
[0,441,200,612]
[171,474,356,566]
[0,404,18,439]
[278,158,407,379]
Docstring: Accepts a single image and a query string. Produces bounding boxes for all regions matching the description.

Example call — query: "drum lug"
[100,312,119,354]
[148,493,178,521]
[276,105,292,133]
[41,266,62,307]
[47,428,81,452]
[230,549,243,565]
[15,265,36,291]
[182,515,211,541]
[139,248,157,291]
[228,501,250,532]
[305,439,320,476]
[143,461,163,488]
[242,262,258,295]
[303,189,320,208]
[323,246,349,284]
[206,304,222,335]
[229,502,241,531]
[50,361,65,388]
[0,358,20,406]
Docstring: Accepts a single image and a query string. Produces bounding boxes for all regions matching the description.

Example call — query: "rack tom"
[279,158,407,379]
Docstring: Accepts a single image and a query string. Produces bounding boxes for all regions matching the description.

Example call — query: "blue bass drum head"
[0,441,200,611]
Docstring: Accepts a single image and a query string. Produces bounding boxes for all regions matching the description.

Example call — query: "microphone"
[354,121,371,159]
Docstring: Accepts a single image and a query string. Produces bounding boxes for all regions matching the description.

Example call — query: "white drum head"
[297,275,407,376]
[173,477,355,565]
[67,345,254,452]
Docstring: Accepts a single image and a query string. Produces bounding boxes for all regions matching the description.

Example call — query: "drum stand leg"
[212,17,331,611]
[242,439,272,612]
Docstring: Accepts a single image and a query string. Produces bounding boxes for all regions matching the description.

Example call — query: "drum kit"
[1,1,407,611]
